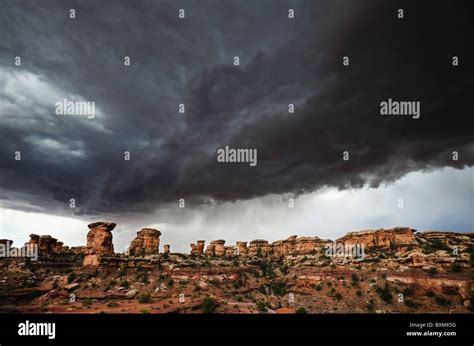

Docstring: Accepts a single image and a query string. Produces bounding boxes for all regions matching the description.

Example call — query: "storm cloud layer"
[0,0,473,217]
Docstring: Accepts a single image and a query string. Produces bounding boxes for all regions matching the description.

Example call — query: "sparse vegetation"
[451,263,462,273]
[201,297,217,314]
[376,284,393,303]
[405,299,420,309]
[257,301,268,313]
[138,293,153,304]
[67,272,76,284]
[366,299,375,312]
[435,296,451,307]
[296,307,307,314]
[423,240,451,253]
[270,281,287,296]
[402,286,414,297]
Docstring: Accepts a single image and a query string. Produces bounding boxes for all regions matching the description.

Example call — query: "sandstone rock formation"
[54,241,64,253]
[272,236,331,257]
[129,228,161,256]
[70,246,86,255]
[336,227,417,252]
[205,240,225,256]
[248,240,272,257]
[191,240,205,255]
[26,234,39,248]
[25,234,62,256]
[224,246,236,257]
[236,241,247,255]
[163,244,170,254]
[38,235,58,255]
[83,222,115,266]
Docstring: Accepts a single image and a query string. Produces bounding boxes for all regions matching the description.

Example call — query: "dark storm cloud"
[0,0,473,216]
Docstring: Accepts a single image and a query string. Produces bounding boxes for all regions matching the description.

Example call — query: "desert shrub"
[120,280,130,288]
[140,309,150,314]
[258,261,275,279]
[402,286,414,297]
[451,263,462,273]
[271,282,287,296]
[67,272,76,284]
[0,305,19,313]
[426,290,436,298]
[315,285,322,291]
[296,307,307,314]
[423,240,451,253]
[82,298,92,306]
[334,293,343,301]
[232,281,242,289]
[376,284,393,303]
[201,297,217,314]
[107,302,119,308]
[469,290,474,308]
[405,299,420,309]
[140,274,149,284]
[442,286,458,296]
[236,296,243,302]
[366,299,375,312]
[435,296,451,306]
[356,290,362,297]
[256,301,268,313]
[469,247,474,266]
[109,279,117,286]
[138,293,153,304]
[427,267,438,275]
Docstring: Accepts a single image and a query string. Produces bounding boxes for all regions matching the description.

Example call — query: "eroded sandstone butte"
[129,228,161,256]
[83,221,115,266]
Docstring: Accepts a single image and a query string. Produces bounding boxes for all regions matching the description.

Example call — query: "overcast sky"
[0,0,473,252]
